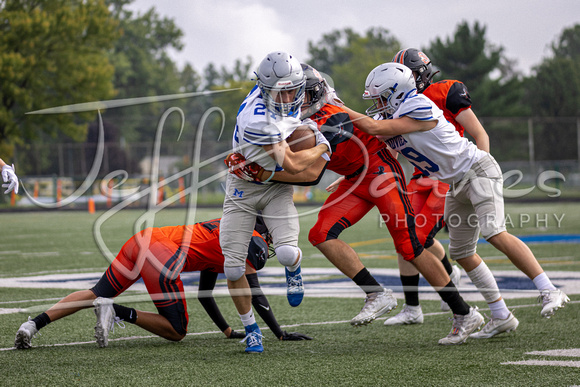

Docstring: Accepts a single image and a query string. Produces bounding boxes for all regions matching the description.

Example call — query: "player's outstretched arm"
[342,106,435,136]
[198,270,244,338]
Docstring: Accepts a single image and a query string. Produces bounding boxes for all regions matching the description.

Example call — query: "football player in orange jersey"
[14,217,311,349]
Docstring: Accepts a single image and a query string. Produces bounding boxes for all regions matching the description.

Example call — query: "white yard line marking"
[502,360,580,368]
[502,345,580,368]
[20,252,60,257]
[526,349,580,357]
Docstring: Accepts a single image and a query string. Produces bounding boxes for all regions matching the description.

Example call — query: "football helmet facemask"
[363,62,417,117]
[256,52,306,118]
[300,63,326,118]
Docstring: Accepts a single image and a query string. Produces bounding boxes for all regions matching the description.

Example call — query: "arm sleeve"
[247,272,283,338]
[198,270,230,332]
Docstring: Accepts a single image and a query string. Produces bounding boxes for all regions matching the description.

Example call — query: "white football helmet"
[363,62,417,117]
[256,52,306,117]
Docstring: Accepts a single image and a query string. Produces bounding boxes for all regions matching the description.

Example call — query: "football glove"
[224,153,265,182]
[323,79,344,107]
[280,331,313,341]
[313,127,332,157]
[227,330,246,339]
[1,163,18,194]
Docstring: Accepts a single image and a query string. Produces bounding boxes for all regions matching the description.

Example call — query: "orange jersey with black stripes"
[422,80,472,137]
[158,219,263,273]
[309,104,386,176]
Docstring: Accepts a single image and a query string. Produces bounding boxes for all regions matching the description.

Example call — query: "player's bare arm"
[456,108,490,152]
[343,106,436,136]
[265,156,327,183]
[263,139,329,174]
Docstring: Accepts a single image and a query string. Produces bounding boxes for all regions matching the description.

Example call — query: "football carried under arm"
[263,124,330,174]
[224,125,328,184]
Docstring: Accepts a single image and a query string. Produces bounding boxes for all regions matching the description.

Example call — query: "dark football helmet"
[392,48,439,93]
[300,63,326,117]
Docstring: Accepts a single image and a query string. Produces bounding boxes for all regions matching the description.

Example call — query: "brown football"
[287,125,316,152]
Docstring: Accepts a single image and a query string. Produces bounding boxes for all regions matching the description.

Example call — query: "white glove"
[2,164,19,194]
[313,127,332,160]
[303,118,332,157]
[323,79,344,107]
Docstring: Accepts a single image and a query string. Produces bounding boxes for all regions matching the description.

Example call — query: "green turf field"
[1,204,579,386]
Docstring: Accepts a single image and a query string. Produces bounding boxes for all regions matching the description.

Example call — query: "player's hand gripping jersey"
[311,104,385,176]
[380,95,486,185]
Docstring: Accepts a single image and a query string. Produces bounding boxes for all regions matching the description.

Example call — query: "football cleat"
[14,317,39,349]
[94,297,116,348]
[438,306,484,345]
[470,312,519,339]
[539,289,570,318]
[285,266,304,307]
[441,265,462,312]
[241,323,264,353]
[384,304,424,326]
[351,288,397,326]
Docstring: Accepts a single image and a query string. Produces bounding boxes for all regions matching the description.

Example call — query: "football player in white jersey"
[343,63,569,341]
[220,51,331,353]
[1,157,18,194]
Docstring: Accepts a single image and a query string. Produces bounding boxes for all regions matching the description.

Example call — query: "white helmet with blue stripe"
[256,51,306,118]
[363,62,417,117]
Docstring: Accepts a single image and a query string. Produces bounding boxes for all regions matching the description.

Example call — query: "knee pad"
[224,265,245,281]
[275,245,301,267]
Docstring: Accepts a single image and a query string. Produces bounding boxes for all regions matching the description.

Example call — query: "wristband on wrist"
[262,171,275,183]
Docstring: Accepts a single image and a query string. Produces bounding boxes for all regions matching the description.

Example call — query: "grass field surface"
[1,204,579,386]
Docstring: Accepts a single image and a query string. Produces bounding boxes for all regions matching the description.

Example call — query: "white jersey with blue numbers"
[233,85,306,172]
[380,94,486,184]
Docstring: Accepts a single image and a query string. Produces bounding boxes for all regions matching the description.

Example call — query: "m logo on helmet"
[418,51,430,65]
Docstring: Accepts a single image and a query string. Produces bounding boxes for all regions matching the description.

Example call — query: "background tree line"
[1,0,579,176]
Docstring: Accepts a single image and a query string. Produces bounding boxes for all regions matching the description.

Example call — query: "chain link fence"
[4,117,579,208]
